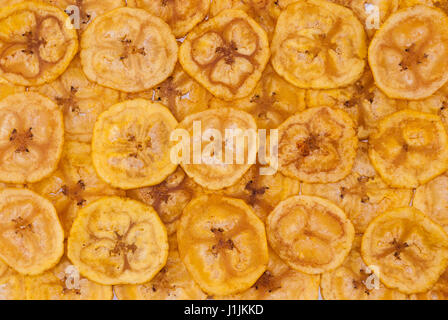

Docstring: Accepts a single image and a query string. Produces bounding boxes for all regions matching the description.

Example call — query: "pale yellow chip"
[80,7,177,93]
[361,207,448,294]
[369,5,448,99]
[277,107,358,183]
[369,110,448,188]
[411,268,448,300]
[67,196,169,285]
[0,188,64,275]
[0,259,26,300]
[177,195,269,296]
[271,0,367,89]
[179,9,270,101]
[92,99,178,190]
[0,92,64,184]
[0,1,78,86]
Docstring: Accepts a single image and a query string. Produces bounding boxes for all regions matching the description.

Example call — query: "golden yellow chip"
[267,195,355,274]
[271,0,366,89]
[114,237,207,300]
[0,188,64,275]
[369,110,448,188]
[0,79,24,100]
[302,142,413,233]
[0,259,25,300]
[361,207,448,294]
[92,99,178,190]
[277,107,358,183]
[411,268,448,300]
[67,196,168,285]
[398,0,438,8]
[179,9,270,101]
[177,195,269,296]
[127,0,210,38]
[369,5,448,99]
[80,7,177,93]
[0,92,64,184]
[0,1,78,86]
[321,237,407,300]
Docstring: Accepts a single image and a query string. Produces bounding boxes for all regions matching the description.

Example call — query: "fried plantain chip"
[179,9,270,101]
[67,196,168,285]
[92,99,178,190]
[80,7,177,93]
[368,110,448,188]
[411,268,448,300]
[267,195,355,274]
[361,207,448,294]
[177,195,268,295]
[0,259,25,300]
[0,92,64,184]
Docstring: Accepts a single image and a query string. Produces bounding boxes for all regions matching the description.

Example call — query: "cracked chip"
[127,0,210,38]
[179,9,270,101]
[31,141,125,236]
[67,196,169,285]
[0,259,25,299]
[277,107,358,184]
[177,195,269,295]
[368,5,448,99]
[0,92,64,184]
[361,207,448,294]
[0,1,78,86]
[302,142,413,233]
[271,0,367,89]
[80,7,177,93]
[266,195,355,274]
[92,99,178,190]
[368,110,448,188]
[0,188,64,275]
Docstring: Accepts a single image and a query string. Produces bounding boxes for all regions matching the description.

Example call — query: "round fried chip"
[127,0,210,38]
[114,237,207,300]
[177,195,269,295]
[321,237,407,300]
[267,195,355,274]
[80,7,177,93]
[92,99,178,190]
[411,268,448,300]
[31,141,125,236]
[0,92,64,184]
[179,9,270,101]
[0,188,64,275]
[271,0,367,89]
[302,142,413,233]
[368,5,448,99]
[0,259,25,299]
[368,110,448,188]
[67,196,169,285]
[277,107,358,184]
[361,207,448,294]
[0,1,78,86]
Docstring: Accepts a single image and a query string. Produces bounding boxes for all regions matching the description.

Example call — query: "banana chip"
[369,110,448,188]
[177,195,269,295]
[0,259,25,300]
[67,197,169,285]
[302,142,413,233]
[411,268,448,300]
[277,107,358,184]
[92,99,178,190]
[271,0,366,89]
[267,195,355,274]
[0,188,64,275]
[80,7,177,93]
[0,92,64,184]
[361,207,448,294]
[179,9,270,101]
[0,1,78,86]
[369,5,448,99]
[127,0,210,38]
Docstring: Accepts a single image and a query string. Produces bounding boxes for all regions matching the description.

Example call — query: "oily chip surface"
[271,0,366,89]
[179,9,270,101]
[67,197,169,285]
[81,7,178,93]
[177,195,269,296]
[361,207,448,294]
[92,99,178,190]
[0,92,64,184]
